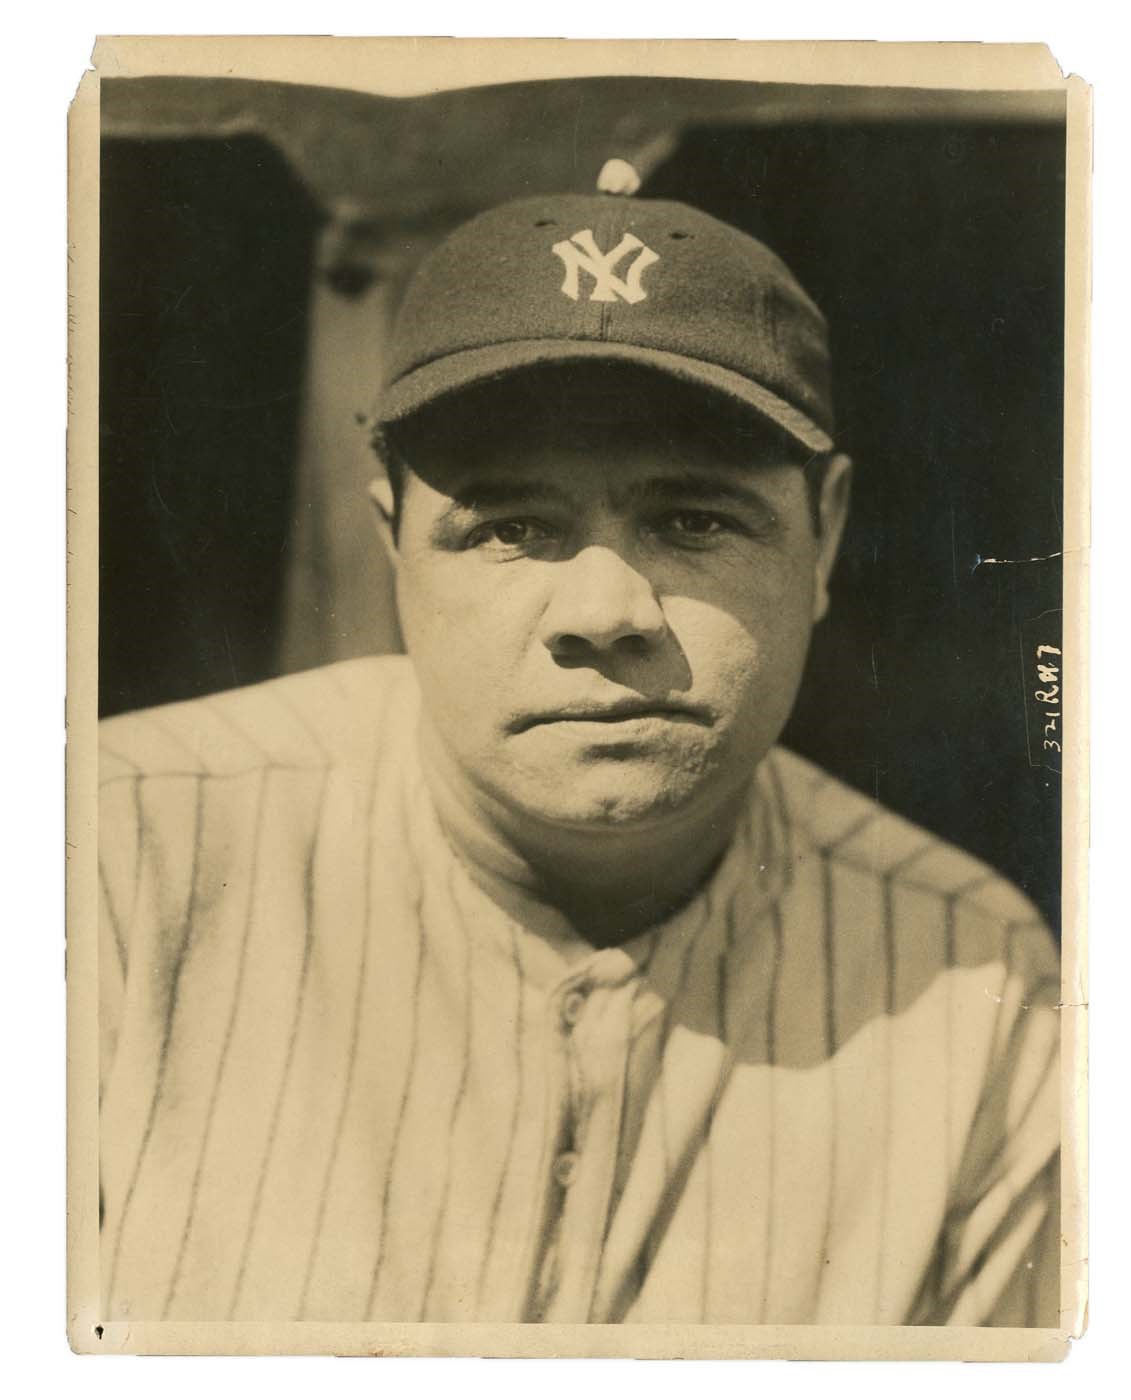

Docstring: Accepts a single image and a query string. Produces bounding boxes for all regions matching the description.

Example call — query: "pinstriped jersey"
[98,655,1060,1326]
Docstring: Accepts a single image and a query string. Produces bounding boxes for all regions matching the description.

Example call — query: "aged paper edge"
[66,35,1089,1360]
[1059,69,1090,1346]
[91,34,1067,94]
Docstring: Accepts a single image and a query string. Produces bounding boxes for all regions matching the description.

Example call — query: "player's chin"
[510,746,727,830]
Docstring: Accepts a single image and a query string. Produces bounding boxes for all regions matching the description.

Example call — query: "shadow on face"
[383,361,824,511]
[371,363,849,840]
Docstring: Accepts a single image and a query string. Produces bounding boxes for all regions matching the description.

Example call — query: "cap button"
[596,158,641,197]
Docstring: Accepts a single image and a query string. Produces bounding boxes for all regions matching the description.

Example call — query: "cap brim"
[376,339,833,455]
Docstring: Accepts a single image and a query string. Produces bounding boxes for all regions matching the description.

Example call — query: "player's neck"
[418,723,749,946]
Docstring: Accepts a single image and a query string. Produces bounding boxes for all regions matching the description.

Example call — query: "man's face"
[383,378,848,835]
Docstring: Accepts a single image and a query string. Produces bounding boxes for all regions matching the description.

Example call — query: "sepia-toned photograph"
[67,36,1087,1360]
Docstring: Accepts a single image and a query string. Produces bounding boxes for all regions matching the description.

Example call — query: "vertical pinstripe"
[811,849,838,1318]
[1025,1233,1038,1325]
[362,898,427,1316]
[420,863,476,1316]
[98,657,1062,1327]
[229,769,330,1318]
[700,884,745,1323]
[597,930,661,1251]
[758,901,785,1324]
[635,890,714,1291]
[944,894,958,1195]
[98,857,129,977]
[294,690,390,1318]
[699,954,724,1319]
[474,921,527,1314]
[765,751,794,877]
[872,869,897,1320]
[106,775,205,1306]
[162,768,271,1317]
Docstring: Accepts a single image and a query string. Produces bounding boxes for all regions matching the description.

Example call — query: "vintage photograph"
[68,37,1086,1358]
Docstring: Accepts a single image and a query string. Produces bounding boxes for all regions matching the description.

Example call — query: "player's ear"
[367,474,400,563]
[811,452,853,623]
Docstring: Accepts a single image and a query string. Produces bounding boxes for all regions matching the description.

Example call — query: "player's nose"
[538,544,667,657]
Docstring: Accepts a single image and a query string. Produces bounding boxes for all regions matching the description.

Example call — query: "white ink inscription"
[1034,643,1061,754]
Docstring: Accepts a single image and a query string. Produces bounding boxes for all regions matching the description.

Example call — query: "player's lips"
[509,699,712,733]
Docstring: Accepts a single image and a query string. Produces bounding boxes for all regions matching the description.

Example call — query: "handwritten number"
[1034,646,1062,763]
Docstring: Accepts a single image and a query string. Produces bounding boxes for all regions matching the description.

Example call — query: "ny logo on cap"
[551,228,660,304]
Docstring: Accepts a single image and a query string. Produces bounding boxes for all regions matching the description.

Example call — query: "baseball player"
[97,174,1060,1327]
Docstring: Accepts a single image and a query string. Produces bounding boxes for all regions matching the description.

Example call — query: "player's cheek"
[396,559,537,711]
[662,586,766,681]
[672,587,808,728]
[395,561,484,664]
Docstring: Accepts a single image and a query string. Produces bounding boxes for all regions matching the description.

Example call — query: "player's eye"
[670,510,723,535]
[652,509,737,544]
[466,517,556,552]
[496,520,540,546]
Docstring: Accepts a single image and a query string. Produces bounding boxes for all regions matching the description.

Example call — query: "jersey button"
[560,984,590,1029]
[553,1151,580,1189]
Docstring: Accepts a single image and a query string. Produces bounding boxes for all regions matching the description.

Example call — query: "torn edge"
[972,551,1065,571]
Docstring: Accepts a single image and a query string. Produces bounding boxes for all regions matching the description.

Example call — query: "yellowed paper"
[68,36,1088,1360]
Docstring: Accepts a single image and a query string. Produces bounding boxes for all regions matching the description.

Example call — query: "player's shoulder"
[99,654,419,784]
[766,746,1053,942]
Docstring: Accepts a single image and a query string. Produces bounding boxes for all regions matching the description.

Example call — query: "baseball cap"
[373,168,834,455]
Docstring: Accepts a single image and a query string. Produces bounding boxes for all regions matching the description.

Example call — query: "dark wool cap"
[374,189,834,454]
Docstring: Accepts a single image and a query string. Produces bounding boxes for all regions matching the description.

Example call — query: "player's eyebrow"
[428,479,575,545]
[624,473,781,529]
[428,471,784,543]
[444,479,574,511]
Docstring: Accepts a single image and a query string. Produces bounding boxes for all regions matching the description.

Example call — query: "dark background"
[645,120,1065,934]
[99,77,1064,932]
[100,136,320,712]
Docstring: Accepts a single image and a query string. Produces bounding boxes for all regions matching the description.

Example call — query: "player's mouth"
[509,699,712,733]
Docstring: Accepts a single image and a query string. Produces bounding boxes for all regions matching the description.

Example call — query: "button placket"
[556,982,591,1196]
[552,1150,581,1189]
[536,974,636,1323]
[560,980,592,1031]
